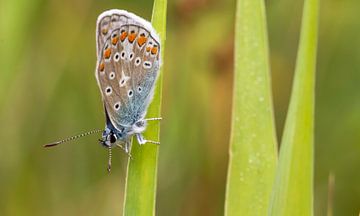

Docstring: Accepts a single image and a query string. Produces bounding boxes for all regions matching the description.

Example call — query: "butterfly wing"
[95,10,161,130]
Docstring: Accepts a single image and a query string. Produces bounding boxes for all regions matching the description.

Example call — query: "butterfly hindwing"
[95,10,161,130]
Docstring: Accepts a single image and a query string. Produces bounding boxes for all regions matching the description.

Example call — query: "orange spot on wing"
[99,62,105,72]
[101,28,108,35]
[137,36,147,47]
[128,33,137,43]
[120,32,128,42]
[104,48,111,59]
[151,47,158,55]
[112,37,119,45]
[146,46,151,52]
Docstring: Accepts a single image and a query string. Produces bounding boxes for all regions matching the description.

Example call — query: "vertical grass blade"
[123,0,167,215]
[269,0,319,215]
[225,0,278,215]
[327,173,335,216]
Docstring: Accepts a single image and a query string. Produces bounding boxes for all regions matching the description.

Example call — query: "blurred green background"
[0,0,359,215]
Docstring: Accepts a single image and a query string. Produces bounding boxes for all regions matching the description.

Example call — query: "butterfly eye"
[109,134,116,143]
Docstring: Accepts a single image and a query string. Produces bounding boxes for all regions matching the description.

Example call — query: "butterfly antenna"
[44,129,103,148]
[107,146,112,173]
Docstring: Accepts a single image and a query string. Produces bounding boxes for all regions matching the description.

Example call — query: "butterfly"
[44,9,162,172]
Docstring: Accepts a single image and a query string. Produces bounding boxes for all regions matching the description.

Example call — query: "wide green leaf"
[269,0,319,215]
[225,0,278,215]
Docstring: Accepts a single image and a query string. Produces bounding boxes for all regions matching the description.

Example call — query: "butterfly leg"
[144,117,162,121]
[116,142,133,159]
[136,133,160,145]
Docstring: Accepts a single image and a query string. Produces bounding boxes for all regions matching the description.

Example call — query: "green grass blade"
[269,0,318,215]
[224,0,278,215]
[122,0,167,215]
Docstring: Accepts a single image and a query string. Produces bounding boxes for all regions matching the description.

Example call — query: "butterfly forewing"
[95,10,161,129]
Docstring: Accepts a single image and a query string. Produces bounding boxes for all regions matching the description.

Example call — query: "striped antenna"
[107,146,112,173]
[44,129,103,148]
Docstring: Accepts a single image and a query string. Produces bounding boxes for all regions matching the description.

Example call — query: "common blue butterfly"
[45,9,162,172]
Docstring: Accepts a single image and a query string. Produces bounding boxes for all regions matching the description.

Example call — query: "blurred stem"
[122,0,167,215]
[327,173,335,216]
[269,0,318,215]
[225,0,278,215]
[0,0,38,109]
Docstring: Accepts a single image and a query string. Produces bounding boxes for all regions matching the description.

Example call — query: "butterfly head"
[99,127,126,147]
[99,119,147,147]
